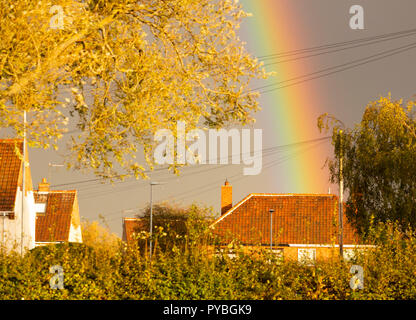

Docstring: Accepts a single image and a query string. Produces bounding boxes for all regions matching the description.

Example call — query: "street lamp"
[339,130,344,259]
[269,209,275,251]
[149,181,165,259]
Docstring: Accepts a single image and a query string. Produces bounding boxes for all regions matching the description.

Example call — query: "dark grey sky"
[23,1,416,237]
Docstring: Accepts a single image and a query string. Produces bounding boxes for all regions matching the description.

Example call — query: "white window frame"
[35,202,46,215]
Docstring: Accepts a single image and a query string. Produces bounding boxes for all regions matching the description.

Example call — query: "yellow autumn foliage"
[0,0,268,179]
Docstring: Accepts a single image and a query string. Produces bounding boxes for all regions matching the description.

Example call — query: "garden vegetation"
[1,210,416,300]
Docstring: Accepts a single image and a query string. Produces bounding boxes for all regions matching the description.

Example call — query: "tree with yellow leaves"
[0,0,267,179]
[81,219,120,255]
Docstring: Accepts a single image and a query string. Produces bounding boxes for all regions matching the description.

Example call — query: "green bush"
[0,220,416,300]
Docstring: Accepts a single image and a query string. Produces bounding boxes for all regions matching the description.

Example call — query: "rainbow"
[240,0,331,193]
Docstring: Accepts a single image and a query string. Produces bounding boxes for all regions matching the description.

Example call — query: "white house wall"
[68,223,82,243]
[1,188,36,252]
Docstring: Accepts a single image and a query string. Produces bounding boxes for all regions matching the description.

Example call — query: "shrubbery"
[1,218,416,300]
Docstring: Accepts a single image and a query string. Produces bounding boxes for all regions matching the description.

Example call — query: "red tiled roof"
[210,193,360,245]
[35,191,76,242]
[0,139,23,212]
[122,217,146,244]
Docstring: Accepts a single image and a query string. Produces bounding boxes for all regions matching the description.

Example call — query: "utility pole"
[1,212,4,253]
[149,181,165,260]
[339,130,344,259]
[21,110,26,256]
[269,209,275,251]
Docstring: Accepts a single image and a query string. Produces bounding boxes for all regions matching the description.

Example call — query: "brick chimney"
[221,179,232,215]
[38,177,50,192]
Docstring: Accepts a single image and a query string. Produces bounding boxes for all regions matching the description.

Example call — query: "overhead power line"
[263,30,416,67]
[56,28,416,116]
[156,139,329,209]
[258,27,416,60]
[77,136,331,199]
[52,136,331,189]
[102,138,330,222]
[254,41,416,94]
[50,166,169,188]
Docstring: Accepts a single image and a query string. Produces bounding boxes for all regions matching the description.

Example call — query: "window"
[35,202,46,216]
[298,248,316,265]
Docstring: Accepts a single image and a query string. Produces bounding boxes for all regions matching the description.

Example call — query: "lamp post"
[149,181,165,259]
[269,209,275,251]
[339,130,344,259]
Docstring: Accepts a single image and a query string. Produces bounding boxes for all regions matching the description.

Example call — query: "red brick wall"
[221,182,232,215]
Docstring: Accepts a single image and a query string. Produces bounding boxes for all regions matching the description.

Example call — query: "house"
[0,139,82,252]
[210,180,365,262]
[122,217,146,245]
[0,139,36,252]
[34,178,82,246]
[122,216,187,247]
[121,180,366,261]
